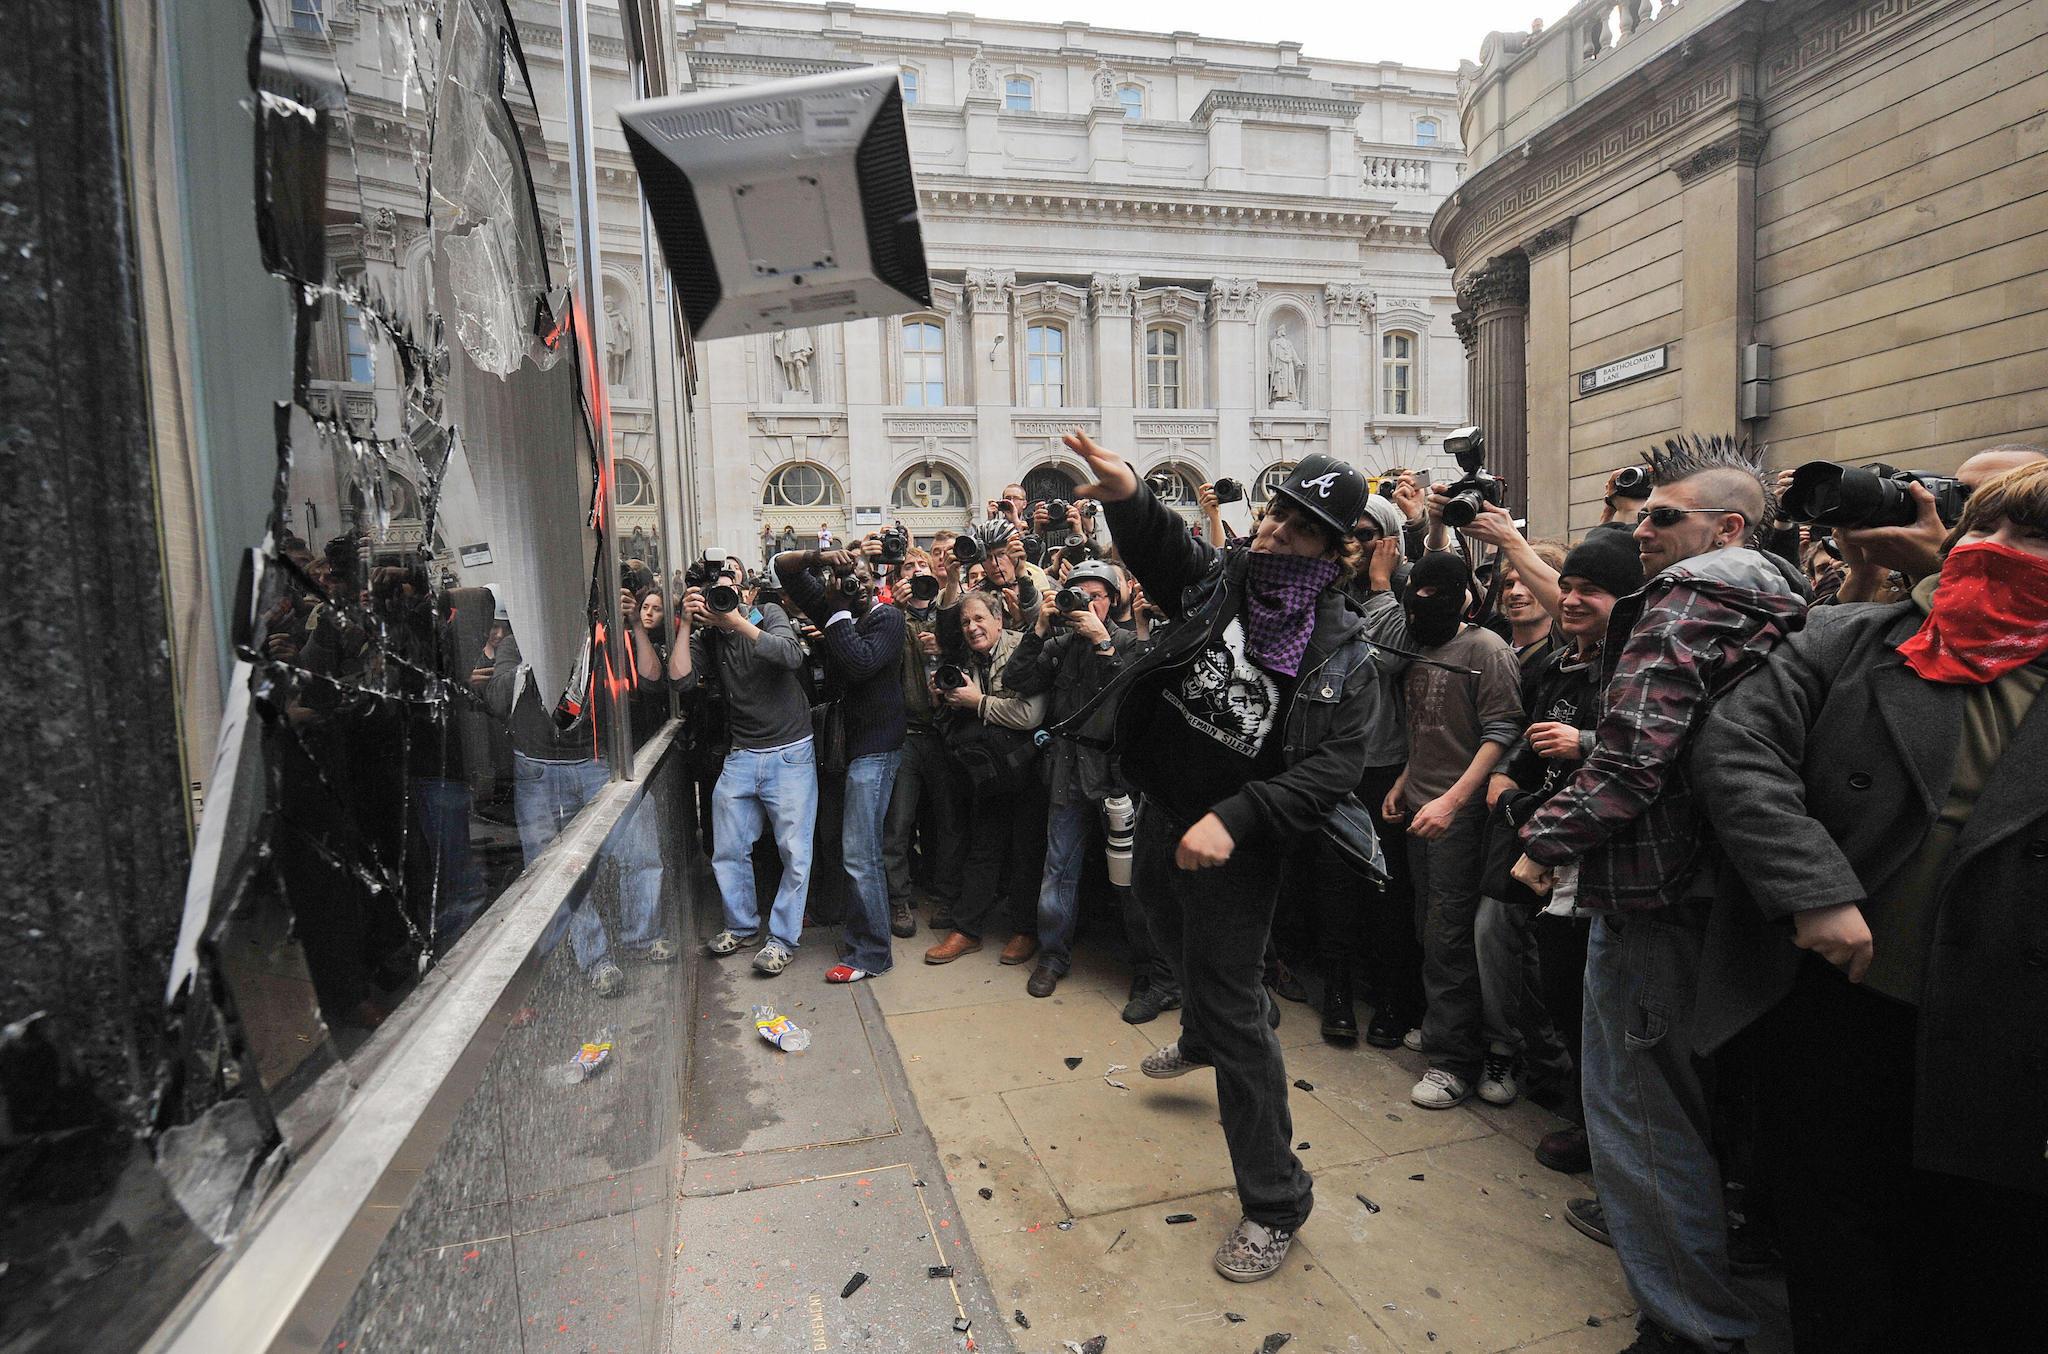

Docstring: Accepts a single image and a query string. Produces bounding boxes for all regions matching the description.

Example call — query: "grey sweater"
[681,603,813,751]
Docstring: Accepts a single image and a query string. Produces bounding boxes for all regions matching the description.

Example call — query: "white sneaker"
[1479,1047,1521,1107]
[1402,1027,1425,1053]
[1410,1067,1472,1110]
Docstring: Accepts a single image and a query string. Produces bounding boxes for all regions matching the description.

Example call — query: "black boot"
[1320,971,1359,1043]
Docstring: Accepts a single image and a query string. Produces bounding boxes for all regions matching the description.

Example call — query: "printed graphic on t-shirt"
[1164,619,1278,757]
[1538,694,1581,797]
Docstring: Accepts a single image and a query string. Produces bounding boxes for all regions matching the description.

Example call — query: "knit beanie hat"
[1360,495,1405,541]
[1560,522,1645,598]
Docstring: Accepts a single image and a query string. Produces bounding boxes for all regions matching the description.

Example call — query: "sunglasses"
[1635,506,1747,529]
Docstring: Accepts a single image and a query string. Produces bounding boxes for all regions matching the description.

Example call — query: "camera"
[934,663,968,691]
[683,557,718,590]
[1212,477,1244,505]
[1438,425,1505,529]
[908,574,940,602]
[1610,464,1653,500]
[1052,586,1088,620]
[705,582,740,613]
[1044,498,1070,527]
[1779,461,1970,529]
[951,532,986,566]
[878,524,909,565]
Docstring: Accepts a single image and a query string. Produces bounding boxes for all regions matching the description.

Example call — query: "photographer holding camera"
[1058,431,1387,1284]
[1782,443,2045,603]
[678,555,818,977]
[773,547,908,983]
[883,548,964,939]
[940,517,1042,631]
[1000,561,1139,1000]
[1690,460,2048,1353]
[922,589,1050,967]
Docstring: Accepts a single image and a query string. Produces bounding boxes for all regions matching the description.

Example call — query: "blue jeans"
[414,776,488,951]
[710,738,819,949]
[1034,800,1093,976]
[512,753,665,971]
[838,749,902,974]
[1583,908,1755,1350]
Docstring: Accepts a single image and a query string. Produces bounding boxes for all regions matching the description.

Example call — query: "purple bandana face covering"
[1242,551,1339,676]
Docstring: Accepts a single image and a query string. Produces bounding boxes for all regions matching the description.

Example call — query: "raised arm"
[1065,430,1214,619]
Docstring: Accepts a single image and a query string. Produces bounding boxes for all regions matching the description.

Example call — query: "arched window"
[1024,323,1066,408]
[1256,462,1296,504]
[1143,465,1201,508]
[614,460,655,507]
[1415,118,1439,147]
[899,68,920,105]
[891,465,969,510]
[1117,85,1144,120]
[1004,76,1034,111]
[1382,331,1415,416]
[1144,326,1182,409]
[901,319,945,406]
[1021,465,1079,506]
[762,463,843,510]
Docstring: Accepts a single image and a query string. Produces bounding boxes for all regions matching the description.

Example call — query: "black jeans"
[951,777,1048,941]
[1757,958,2033,1353]
[1134,799,1311,1231]
[883,729,964,910]
[1355,762,1423,1020]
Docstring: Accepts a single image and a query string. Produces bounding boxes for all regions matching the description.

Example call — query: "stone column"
[1674,129,1765,435]
[965,267,1015,503]
[1520,218,1575,536]
[1451,309,1477,423]
[1324,283,1372,469]
[1091,273,1138,452]
[1208,278,1260,480]
[1458,254,1530,517]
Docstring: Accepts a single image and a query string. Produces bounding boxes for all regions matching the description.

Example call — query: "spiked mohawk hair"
[1644,434,1775,535]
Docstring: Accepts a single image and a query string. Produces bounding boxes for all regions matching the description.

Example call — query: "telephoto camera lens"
[1055,586,1087,614]
[951,533,985,565]
[705,583,740,613]
[934,663,968,691]
[1441,489,1489,529]
[1212,477,1244,504]
[909,574,940,602]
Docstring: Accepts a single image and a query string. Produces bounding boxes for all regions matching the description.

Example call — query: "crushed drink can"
[752,1004,811,1052]
[562,1027,616,1083]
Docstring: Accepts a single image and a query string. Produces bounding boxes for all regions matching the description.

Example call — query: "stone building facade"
[678,1,1469,549]
[1433,0,2048,537]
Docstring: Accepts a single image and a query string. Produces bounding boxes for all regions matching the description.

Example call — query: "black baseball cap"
[1270,453,1369,544]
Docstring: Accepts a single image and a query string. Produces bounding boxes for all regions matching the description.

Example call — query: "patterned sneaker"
[706,930,760,957]
[752,941,794,976]
[1410,1067,1473,1110]
[1212,1217,1296,1283]
[642,938,679,963]
[824,964,875,983]
[1140,1041,1212,1080]
[1479,1047,1521,1107]
[589,959,625,998]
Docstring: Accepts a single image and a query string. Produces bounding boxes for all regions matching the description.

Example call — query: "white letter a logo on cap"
[1299,472,1339,498]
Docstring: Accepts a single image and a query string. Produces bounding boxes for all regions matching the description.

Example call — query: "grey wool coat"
[1689,598,2048,1197]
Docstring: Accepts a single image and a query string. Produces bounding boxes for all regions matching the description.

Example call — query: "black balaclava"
[1405,551,1474,649]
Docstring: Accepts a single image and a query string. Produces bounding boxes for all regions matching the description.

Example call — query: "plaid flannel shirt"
[1519,548,1808,910]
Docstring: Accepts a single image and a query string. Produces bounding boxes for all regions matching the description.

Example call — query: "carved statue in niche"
[604,293,632,389]
[772,326,815,400]
[1093,58,1117,103]
[1268,324,1304,406]
[969,54,994,94]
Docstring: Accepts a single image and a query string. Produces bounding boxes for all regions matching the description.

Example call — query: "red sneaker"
[824,964,873,984]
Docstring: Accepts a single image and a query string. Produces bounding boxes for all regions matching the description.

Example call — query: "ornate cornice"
[1208,278,1260,322]
[1191,88,1361,127]
[688,50,862,80]
[1760,0,1941,96]
[1456,253,1528,314]
[1135,285,1205,326]
[917,182,1390,239]
[1521,215,1575,257]
[1671,128,1768,182]
[1014,279,1087,322]
[964,267,1016,314]
[1089,272,1138,318]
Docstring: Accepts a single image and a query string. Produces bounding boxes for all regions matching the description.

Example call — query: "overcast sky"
[861,0,1565,71]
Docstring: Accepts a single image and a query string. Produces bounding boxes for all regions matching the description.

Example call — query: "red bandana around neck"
[1897,540,2048,684]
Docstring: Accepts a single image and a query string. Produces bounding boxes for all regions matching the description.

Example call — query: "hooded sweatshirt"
[1519,546,1809,910]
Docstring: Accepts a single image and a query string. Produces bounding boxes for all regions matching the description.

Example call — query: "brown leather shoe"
[923,931,982,965]
[999,933,1040,966]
